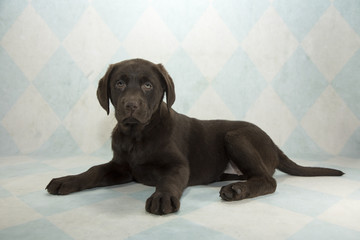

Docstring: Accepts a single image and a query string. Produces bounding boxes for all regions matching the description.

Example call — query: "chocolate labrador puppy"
[46,59,343,215]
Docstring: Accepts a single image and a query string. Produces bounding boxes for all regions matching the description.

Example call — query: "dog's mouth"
[123,117,140,126]
[117,110,152,130]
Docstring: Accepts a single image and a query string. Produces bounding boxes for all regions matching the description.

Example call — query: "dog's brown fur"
[46,59,344,215]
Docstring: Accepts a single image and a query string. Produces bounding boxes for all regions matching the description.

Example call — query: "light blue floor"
[0,155,359,240]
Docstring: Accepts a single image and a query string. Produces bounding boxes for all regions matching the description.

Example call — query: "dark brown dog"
[46,59,344,215]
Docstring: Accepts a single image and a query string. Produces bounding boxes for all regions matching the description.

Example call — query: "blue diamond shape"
[259,185,340,217]
[0,125,19,156]
[332,49,360,119]
[110,46,130,63]
[288,219,360,240]
[340,127,360,158]
[213,47,267,119]
[178,186,220,215]
[33,47,89,119]
[334,0,360,35]
[272,47,328,120]
[273,0,330,40]
[213,0,269,41]
[92,0,148,41]
[0,0,28,39]
[0,219,73,240]
[127,218,236,240]
[32,0,88,40]
[0,46,29,119]
[92,138,112,160]
[32,126,82,158]
[0,186,11,198]
[165,49,209,114]
[152,0,209,41]
[94,46,130,84]
[20,189,122,216]
[282,126,331,160]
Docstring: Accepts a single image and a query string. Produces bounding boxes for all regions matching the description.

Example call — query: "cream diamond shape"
[183,201,312,240]
[301,86,359,155]
[242,7,299,82]
[64,85,117,154]
[2,86,60,153]
[0,197,42,230]
[182,6,239,82]
[318,199,360,232]
[122,7,179,63]
[302,6,360,81]
[282,176,360,198]
[1,5,60,81]
[48,196,174,239]
[245,86,298,146]
[63,6,120,82]
[187,86,236,120]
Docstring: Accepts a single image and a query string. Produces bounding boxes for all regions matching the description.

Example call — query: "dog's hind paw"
[220,183,248,201]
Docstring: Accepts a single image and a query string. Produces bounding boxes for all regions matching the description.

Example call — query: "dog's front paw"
[220,182,248,201]
[46,176,82,195]
[146,192,180,215]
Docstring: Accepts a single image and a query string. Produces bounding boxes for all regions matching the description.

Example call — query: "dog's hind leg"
[220,129,278,201]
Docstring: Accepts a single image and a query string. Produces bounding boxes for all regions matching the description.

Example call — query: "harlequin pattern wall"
[1,0,359,160]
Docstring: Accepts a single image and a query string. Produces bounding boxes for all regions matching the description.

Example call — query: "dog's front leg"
[46,161,133,195]
[145,165,189,215]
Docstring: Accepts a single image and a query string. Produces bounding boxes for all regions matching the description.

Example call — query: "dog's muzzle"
[116,98,150,126]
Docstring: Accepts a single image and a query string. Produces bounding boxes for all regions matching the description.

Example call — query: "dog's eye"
[143,82,153,90]
[115,80,126,89]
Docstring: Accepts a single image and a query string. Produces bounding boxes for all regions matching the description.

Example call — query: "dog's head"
[97,59,175,129]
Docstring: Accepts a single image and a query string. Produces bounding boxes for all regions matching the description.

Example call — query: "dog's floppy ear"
[156,64,175,109]
[97,64,114,115]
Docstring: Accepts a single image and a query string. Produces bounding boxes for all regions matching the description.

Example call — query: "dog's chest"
[118,147,160,186]
[117,138,153,165]
[120,138,136,153]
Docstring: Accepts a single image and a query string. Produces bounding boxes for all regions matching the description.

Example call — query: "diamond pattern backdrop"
[1,1,360,239]
[1,0,360,159]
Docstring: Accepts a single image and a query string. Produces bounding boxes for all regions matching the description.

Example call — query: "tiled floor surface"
[0,155,359,240]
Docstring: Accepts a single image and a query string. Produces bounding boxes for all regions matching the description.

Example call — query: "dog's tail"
[277,148,344,176]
